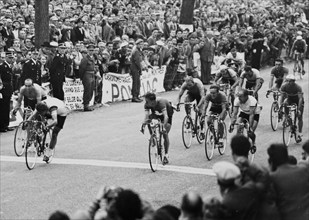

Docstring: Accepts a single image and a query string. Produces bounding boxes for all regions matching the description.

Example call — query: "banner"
[63,79,86,110]
[102,66,166,103]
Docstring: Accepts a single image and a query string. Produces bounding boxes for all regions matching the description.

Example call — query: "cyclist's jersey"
[216,68,237,80]
[270,66,288,79]
[240,68,261,85]
[280,82,303,104]
[41,97,70,116]
[144,97,174,118]
[234,95,261,115]
[205,91,227,108]
[293,39,306,53]
[182,78,204,96]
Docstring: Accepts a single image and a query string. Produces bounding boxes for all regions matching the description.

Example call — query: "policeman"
[21,49,42,85]
[0,51,14,132]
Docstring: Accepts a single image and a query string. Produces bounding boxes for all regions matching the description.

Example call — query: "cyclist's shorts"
[239,111,260,122]
[284,99,304,115]
[24,97,37,110]
[150,114,173,125]
[245,81,256,90]
[186,93,201,105]
[209,106,223,115]
[221,78,235,87]
[275,78,284,88]
[56,115,66,129]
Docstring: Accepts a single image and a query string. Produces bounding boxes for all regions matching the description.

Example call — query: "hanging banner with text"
[102,66,166,103]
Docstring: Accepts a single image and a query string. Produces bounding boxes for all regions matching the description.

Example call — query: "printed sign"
[102,66,166,103]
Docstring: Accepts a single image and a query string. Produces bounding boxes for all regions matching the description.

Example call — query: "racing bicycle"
[177,102,205,149]
[219,83,234,117]
[204,113,227,160]
[22,120,53,170]
[266,90,283,131]
[141,119,166,172]
[229,119,256,163]
[282,104,301,146]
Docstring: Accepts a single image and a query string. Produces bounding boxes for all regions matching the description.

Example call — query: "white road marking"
[0,155,216,176]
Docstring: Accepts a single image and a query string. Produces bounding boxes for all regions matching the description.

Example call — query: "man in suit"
[196,30,215,85]
[0,51,14,132]
[267,144,309,220]
[49,44,69,100]
[79,44,97,111]
[21,50,41,85]
[130,39,144,103]
[71,18,85,45]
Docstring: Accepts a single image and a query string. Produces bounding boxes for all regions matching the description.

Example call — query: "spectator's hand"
[229,124,234,133]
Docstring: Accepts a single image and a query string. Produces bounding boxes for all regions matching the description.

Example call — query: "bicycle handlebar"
[266,90,281,98]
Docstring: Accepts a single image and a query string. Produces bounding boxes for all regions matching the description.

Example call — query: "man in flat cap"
[79,44,96,111]
[130,39,144,102]
[49,43,70,100]
[0,51,14,132]
[71,18,85,45]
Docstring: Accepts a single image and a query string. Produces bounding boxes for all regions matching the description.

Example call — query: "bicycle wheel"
[283,118,292,146]
[13,122,28,156]
[182,116,193,148]
[25,140,38,170]
[196,115,205,144]
[218,122,227,155]
[148,135,159,172]
[43,130,54,164]
[270,102,279,131]
[205,127,215,160]
[227,93,234,118]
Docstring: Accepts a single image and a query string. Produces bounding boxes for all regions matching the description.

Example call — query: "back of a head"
[48,210,70,220]
[180,191,203,218]
[115,189,143,220]
[157,204,180,220]
[36,102,49,113]
[288,155,297,165]
[152,209,175,220]
[303,140,309,154]
[185,76,194,84]
[267,143,289,170]
[230,135,250,157]
[145,92,156,101]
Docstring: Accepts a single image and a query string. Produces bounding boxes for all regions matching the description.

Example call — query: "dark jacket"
[130,48,143,75]
[49,54,69,83]
[21,59,42,85]
[79,55,95,79]
[0,61,13,97]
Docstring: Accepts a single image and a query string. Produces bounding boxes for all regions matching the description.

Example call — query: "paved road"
[1,60,308,220]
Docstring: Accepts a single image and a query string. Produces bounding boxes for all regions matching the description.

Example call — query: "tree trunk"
[35,0,49,48]
[179,0,195,25]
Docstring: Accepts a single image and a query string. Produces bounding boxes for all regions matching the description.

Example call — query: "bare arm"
[177,85,186,104]
[269,74,274,89]
[249,106,255,129]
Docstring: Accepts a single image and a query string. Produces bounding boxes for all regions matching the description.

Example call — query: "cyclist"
[176,76,206,115]
[28,96,70,162]
[235,66,264,100]
[13,78,48,113]
[214,65,238,89]
[202,85,227,141]
[290,33,307,75]
[142,92,174,165]
[224,48,246,73]
[230,89,262,148]
[279,74,304,142]
[269,58,289,91]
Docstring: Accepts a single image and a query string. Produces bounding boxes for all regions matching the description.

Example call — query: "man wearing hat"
[79,44,96,111]
[130,39,144,102]
[71,18,85,45]
[21,49,42,85]
[0,51,14,132]
[49,43,70,101]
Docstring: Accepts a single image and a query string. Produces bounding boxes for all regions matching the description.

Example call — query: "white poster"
[102,66,166,103]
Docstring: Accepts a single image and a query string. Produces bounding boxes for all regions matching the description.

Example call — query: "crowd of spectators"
[0,0,309,96]
[47,138,309,220]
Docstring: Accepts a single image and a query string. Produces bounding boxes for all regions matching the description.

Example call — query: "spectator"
[267,143,309,220]
[179,191,203,220]
[130,38,144,103]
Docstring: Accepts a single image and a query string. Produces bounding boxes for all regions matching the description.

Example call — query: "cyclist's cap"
[297,31,302,36]
[213,161,240,184]
[296,35,302,40]
[286,74,296,81]
[219,65,228,71]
